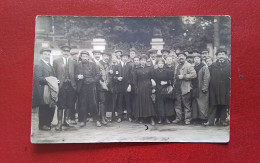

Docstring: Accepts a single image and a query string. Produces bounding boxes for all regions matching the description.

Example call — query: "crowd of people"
[33,45,230,131]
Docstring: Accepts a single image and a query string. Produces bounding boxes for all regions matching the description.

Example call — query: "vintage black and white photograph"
[31,16,231,143]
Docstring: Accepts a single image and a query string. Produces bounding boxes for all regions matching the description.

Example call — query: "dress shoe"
[39,125,51,131]
[63,120,72,127]
[220,122,229,126]
[96,121,102,127]
[55,123,62,131]
[172,119,181,124]
[117,118,122,123]
[151,118,155,126]
[203,122,214,126]
[70,120,77,125]
[79,122,86,127]
[185,121,191,125]
[165,118,171,124]
[101,119,107,125]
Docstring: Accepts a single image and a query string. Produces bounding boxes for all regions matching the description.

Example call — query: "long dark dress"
[154,67,175,117]
[132,66,156,118]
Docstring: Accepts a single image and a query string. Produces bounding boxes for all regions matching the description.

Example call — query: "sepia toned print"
[31,16,230,143]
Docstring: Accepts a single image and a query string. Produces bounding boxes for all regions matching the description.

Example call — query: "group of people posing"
[33,45,230,131]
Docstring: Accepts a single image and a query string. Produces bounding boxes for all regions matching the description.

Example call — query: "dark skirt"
[132,80,156,118]
[156,95,175,117]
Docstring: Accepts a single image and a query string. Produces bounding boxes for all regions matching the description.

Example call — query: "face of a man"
[71,54,78,61]
[81,53,89,61]
[121,55,129,63]
[178,54,186,64]
[162,52,169,59]
[166,57,173,65]
[206,58,213,67]
[102,54,110,63]
[116,52,122,59]
[41,51,51,62]
[194,56,201,65]
[111,55,118,63]
[216,52,226,62]
[201,52,209,60]
[93,52,101,60]
[150,53,157,60]
[130,51,136,59]
[62,49,70,58]
[140,58,147,66]
[158,61,164,69]
[134,58,140,66]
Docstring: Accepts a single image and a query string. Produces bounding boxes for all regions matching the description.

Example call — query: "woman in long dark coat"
[154,59,175,124]
[132,54,156,126]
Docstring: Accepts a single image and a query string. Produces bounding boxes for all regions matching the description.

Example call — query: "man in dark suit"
[34,48,56,131]
[204,48,230,126]
[75,51,102,127]
[53,45,77,131]
[112,52,133,122]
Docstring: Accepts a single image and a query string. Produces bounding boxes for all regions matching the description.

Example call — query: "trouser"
[175,92,192,122]
[57,82,75,110]
[38,104,55,128]
[97,91,108,118]
[78,83,100,123]
[69,93,78,120]
[112,92,131,118]
[208,105,228,124]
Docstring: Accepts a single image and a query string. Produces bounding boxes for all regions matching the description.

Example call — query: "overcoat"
[209,59,231,106]
[33,60,56,106]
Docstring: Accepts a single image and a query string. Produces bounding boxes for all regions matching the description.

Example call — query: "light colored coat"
[175,61,197,95]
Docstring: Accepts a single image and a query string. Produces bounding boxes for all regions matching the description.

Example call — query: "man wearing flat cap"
[112,52,133,122]
[161,49,170,61]
[75,51,102,127]
[173,52,197,125]
[34,48,56,131]
[201,50,210,65]
[96,51,112,125]
[204,48,230,126]
[53,45,77,131]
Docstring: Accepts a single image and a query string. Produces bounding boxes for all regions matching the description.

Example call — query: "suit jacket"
[53,57,76,90]
[174,61,197,95]
[112,62,133,93]
[74,61,101,92]
[33,60,56,106]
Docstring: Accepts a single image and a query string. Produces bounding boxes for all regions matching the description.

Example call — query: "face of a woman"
[140,58,147,66]
[158,61,164,69]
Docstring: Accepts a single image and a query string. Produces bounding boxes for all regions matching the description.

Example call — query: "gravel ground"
[31,108,229,144]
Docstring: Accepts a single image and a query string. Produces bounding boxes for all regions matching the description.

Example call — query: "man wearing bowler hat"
[172,52,197,125]
[34,48,56,131]
[204,48,230,126]
[112,52,133,122]
[53,45,77,131]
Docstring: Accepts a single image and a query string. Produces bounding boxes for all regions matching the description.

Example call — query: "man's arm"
[184,65,197,80]
[34,64,47,85]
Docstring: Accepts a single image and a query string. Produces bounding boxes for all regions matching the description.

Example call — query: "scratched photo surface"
[31,16,230,143]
